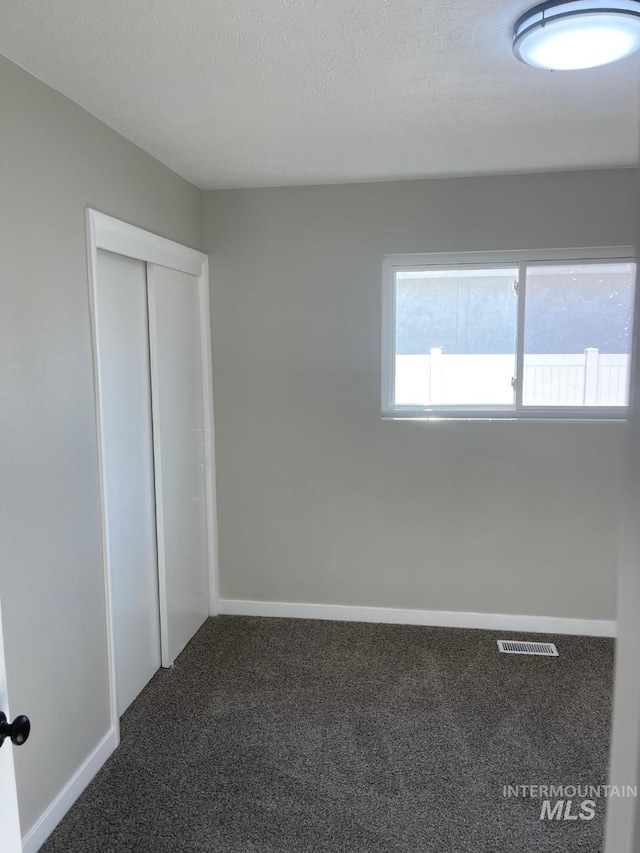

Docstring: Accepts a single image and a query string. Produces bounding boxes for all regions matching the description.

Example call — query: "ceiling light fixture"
[513,0,640,70]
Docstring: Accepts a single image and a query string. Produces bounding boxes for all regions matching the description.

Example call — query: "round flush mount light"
[513,0,640,70]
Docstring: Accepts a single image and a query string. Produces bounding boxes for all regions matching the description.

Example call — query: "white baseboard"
[218,598,616,637]
[22,728,117,853]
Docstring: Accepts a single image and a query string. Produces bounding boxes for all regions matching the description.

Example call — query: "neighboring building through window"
[382,250,636,420]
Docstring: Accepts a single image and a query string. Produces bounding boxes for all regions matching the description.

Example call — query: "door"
[147,264,209,665]
[95,250,162,715]
[0,597,24,853]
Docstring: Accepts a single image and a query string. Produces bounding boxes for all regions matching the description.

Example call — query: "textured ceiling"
[0,0,638,188]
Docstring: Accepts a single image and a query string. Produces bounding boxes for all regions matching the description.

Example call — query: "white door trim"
[85,209,219,740]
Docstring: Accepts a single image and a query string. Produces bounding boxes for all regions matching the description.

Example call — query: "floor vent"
[497,640,558,657]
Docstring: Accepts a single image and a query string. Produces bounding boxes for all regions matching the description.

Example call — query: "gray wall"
[0,55,203,834]
[204,170,636,620]
[604,169,640,853]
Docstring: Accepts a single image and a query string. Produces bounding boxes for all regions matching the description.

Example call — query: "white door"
[95,250,162,715]
[0,598,23,853]
[147,264,209,665]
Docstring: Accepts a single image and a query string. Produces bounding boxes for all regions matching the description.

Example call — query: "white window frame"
[382,247,636,421]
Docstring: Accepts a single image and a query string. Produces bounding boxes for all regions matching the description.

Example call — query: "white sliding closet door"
[95,250,161,715]
[147,264,209,666]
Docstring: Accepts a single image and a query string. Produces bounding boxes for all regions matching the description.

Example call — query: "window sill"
[382,410,628,423]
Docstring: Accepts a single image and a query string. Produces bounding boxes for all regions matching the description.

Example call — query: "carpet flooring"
[41,616,614,853]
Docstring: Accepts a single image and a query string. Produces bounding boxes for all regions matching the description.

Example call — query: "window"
[382,250,636,420]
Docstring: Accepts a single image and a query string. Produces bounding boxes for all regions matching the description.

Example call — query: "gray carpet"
[41,616,614,853]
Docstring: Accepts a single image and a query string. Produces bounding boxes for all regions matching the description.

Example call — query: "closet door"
[94,251,161,715]
[147,264,209,666]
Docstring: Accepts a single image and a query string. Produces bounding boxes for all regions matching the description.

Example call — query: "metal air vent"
[497,640,558,656]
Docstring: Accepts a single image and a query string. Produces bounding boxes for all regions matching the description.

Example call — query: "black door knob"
[0,711,31,747]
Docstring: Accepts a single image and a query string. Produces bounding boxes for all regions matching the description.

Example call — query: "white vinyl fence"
[395,347,630,407]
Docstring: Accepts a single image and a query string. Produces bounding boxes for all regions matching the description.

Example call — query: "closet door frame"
[86,209,219,742]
